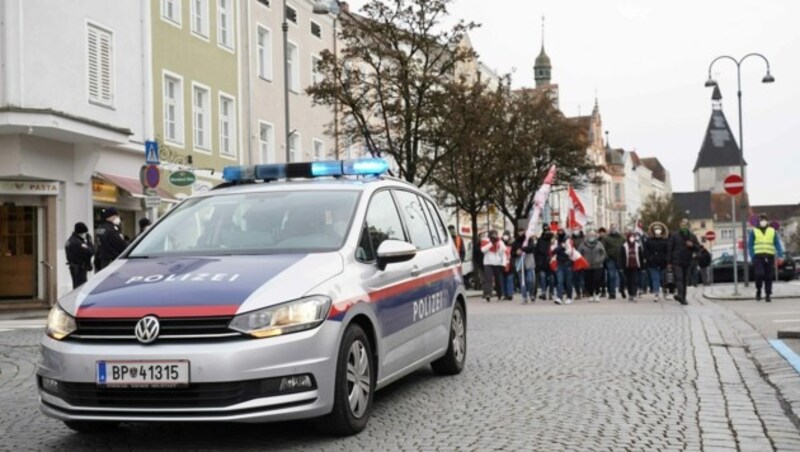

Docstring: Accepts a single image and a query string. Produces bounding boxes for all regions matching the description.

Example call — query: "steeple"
[693,86,744,172]
[534,16,551,88]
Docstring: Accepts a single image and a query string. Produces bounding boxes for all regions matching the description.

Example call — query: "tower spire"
[541,16,545,50]
[534,15,552,88]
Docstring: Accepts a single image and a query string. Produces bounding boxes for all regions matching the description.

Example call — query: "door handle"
[411,265,421,277]
[442,259,454,268]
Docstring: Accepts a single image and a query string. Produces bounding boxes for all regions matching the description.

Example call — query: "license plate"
[97,360,190,387]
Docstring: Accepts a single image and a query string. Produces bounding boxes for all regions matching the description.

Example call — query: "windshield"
[129,190,361,257]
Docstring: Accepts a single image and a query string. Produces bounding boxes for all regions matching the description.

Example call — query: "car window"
[394,190,436,250]
[359,190,406,262]
[419,198,442,246]
[130,190,360,256]
[423,198,448,247]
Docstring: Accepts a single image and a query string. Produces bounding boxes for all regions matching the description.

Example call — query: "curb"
[778,330,800,340]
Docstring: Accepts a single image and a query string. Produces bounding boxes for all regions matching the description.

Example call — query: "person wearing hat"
[138,217,152,237]
[666,218,701,305]
[94,207,129,272]
[65,222,95,288]
[748,213,785,302]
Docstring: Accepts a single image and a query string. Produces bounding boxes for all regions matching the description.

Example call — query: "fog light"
[41,377,59,393]
[279,375,313,392]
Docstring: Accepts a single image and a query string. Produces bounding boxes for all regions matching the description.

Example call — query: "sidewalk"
[703,281,800,301]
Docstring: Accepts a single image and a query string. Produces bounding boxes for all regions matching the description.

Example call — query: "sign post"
[724,174,744,295]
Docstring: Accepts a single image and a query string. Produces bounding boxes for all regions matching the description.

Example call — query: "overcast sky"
[348,0,800,205]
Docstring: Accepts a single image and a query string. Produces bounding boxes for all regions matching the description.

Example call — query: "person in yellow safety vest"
[747,213,785,302]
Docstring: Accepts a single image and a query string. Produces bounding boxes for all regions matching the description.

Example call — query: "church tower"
[534,17,551,88]
[693,86,746,193]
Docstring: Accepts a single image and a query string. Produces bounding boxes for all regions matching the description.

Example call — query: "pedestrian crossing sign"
[145,141,160,165]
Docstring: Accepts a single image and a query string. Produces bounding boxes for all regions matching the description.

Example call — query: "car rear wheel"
[318,324,373,436]
[63,421,119,434]
[431,303,466,375]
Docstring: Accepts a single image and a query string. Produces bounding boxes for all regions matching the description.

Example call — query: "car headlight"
[46,304,77,340]
[229,295,331,338]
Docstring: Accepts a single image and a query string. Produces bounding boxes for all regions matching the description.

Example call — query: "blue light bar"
[222,158,389,183]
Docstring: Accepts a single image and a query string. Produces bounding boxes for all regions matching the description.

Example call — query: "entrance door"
[0,205,37,298]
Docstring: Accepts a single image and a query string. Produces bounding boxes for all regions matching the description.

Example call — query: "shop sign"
[0,180,60,196]
[92,179,118,203]
[169,171,196,187]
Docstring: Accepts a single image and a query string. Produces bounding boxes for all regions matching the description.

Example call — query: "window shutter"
[87,24,113,106]
[98,30,113,104]
[87,27,100,102]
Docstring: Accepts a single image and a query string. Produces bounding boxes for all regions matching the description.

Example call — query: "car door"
[356,189,421,378]
[392,190,450,361]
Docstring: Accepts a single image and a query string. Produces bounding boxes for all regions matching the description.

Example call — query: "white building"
[0,0,152,303]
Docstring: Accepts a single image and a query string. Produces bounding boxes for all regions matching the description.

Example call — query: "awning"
[95,173,178,202]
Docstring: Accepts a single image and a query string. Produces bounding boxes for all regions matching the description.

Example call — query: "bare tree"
[307,0,478,186]
[638,192,685,233]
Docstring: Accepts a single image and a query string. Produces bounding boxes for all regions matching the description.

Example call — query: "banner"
[567,185,587,230]
[525,165,557,240]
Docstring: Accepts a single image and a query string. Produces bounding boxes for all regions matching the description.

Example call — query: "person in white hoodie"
[481,229,506,302]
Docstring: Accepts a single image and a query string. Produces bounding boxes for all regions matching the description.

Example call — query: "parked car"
[710,254,796,283]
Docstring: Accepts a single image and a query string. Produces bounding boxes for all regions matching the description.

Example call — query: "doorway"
[0,205,37,298]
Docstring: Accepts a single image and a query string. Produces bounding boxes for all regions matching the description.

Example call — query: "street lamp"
[704,53,774,286]
[312,0,343,159]
[282,1,339,163]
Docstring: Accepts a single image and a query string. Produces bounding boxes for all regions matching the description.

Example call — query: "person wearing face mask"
[600,224,626,299]
[94,207,129,272]
[501,231,514,300]
[619,232,645,302]
[534,225,555,301]
[667,218,701,305]
[65,222,95,289]
[644,222,669,302]
[481,229,507,302]
[578,228,606,302]
[551,228,574,305]
[748,214,785,302]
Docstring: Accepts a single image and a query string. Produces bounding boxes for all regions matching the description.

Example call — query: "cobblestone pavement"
[1,289,799,451]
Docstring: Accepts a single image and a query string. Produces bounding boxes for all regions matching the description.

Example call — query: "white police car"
[38,158,466,436]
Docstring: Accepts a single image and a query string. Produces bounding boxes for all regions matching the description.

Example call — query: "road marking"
[769,340,800,374]
[773,319,800,324]
[747,311,800,317]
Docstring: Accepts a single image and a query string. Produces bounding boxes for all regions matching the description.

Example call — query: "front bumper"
[36,321,341,423]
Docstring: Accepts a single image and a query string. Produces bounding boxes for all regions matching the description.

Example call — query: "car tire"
[431,302,466,375]
[63,421,120,434]
[317,324,374,436]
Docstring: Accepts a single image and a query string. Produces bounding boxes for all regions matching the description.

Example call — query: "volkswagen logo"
[134,316,160,344]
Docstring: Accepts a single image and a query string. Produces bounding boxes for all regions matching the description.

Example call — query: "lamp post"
[312,1,343,158]
[704,53,775,287]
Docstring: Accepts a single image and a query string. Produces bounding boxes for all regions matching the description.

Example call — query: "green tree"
[638,192,684,233]
[307,0,478,186]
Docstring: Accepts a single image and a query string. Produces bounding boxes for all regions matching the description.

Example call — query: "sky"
[347,0,800,205]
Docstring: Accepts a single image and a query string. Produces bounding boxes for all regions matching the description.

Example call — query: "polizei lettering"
[125,273,241,284]
[412,291,445,322]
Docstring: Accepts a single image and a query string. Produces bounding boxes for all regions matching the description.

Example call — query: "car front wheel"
[318,324,374,436]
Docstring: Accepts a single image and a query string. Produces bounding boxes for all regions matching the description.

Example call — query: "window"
[613,183,622,202]
[286,6,297,24]
[192,84,210,150]
[394,190,436,250]
[257,26,272,80]
[311,55,323,85]
[219,95,236,157]
[191,0,209,37]
[161,0,181,25]
[259,122,275,163]
[217,0,234,50]
[311,21,322,39]
[288,133,300,162]
[87,23,113,107]
[312,139,324,161]
[163,74,183,144]
[287,42,299,92]
[359,191,406,262]
[423,198,448,246]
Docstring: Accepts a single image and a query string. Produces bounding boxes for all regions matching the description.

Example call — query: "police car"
[37,158,466,436]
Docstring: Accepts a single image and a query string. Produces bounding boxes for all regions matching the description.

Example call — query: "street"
[2,289,800,451]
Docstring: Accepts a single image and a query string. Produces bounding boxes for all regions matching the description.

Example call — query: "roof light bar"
[222,158,390,182]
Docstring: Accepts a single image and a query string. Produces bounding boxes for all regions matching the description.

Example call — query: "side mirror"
[376,240,417,270]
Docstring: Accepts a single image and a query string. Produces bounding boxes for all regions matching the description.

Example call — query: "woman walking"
[552,229,574,305]
[578,229,607,302]
[644,222,669,302]
[481,230,506,302]
[619,231,644,302]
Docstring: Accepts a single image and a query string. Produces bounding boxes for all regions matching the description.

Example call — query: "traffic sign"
[140,164,160,189]
[705,230,716,242]
[169,170,196,187]
[724,174,744,196]
[145,141,160,165]
[144,196,161,209]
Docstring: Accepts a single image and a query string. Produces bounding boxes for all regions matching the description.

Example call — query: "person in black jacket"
[698,245,712,286]
[644,222,669,302]
[94,207,129,272]
[619,232,644,302]
[65,222,94,289]
[667,218,701,305]
[534,225,554,300]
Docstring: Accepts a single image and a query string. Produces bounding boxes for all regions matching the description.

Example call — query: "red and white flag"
[567,185,588,230]
[634,217,644,235]
[525,165,557,240]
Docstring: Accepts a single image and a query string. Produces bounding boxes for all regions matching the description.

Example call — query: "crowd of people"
[476,218,715,306]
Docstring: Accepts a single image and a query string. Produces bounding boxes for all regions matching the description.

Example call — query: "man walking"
[748,214,784,302]
[600,225,625,299]
[534,225,554,301]
[481,230,506,302]
[65,222,94,289]
[644,222,669,301]
[94,207,129,272]
[667,218,701,305]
